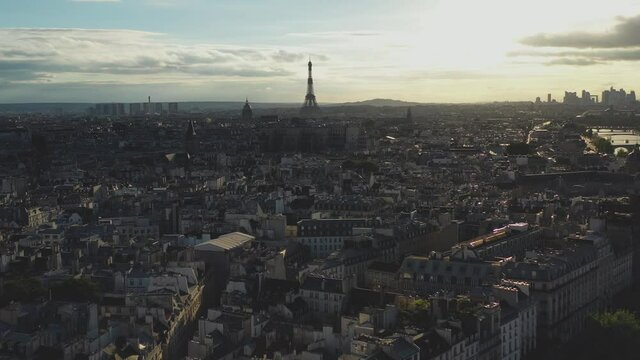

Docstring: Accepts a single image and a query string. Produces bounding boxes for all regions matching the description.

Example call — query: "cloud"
[0,28,315,88]
[286,31,382,39]
[511,47,640,65]
[271,50,304,63]
[516,14,640,66]
[521,14,640,48]
[546,58,602,66]
[411,70,502,80]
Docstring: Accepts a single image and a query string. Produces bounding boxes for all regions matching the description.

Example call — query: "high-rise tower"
[300,59,320,116]
[242,98,253,121]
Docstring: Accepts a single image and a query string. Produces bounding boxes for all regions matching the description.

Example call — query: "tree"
[51,278,101,302]
[403,298,431,327]
[413,299,429,311]
[559,310,640,360]
[506,142,531,155]
[342,160,356,169]
[1,277,46,305]
[585,128,594,138]
[615,148,629,157]
[363,119,375,130]
[342,159,378,173]
[31,133,48,155]
[594,137,614,154]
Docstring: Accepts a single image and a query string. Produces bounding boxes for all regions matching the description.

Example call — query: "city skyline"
[2,0,640,103]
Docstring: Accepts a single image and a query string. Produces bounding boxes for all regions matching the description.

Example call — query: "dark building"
[241,98,253,121]
[94,103,125,117]
[258,125,362,153]
[185,120,197,154]
[129,103,142,115]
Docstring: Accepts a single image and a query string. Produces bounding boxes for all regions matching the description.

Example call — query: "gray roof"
[194,232,254,252]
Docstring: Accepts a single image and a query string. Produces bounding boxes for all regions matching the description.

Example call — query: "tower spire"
[301,58,319,115]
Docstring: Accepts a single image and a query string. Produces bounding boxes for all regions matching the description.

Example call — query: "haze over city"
[3,0,640,103]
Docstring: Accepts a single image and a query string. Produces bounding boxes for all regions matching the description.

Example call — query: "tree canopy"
[1,277,46,305]
[51,278,101,303]
[342,159,378,173]
[560,310,640,360]
[506,142,531,156]
[594,137,614,154]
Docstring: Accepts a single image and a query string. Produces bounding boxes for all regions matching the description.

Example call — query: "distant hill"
[338,98,423,107]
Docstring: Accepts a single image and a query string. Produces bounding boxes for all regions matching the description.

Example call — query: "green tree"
[341,159,378,173]
[342,160,356,169]
[594,137,614,154]
[51,278,101,302]
[1,277,46,304]
[506,142,531,155]
[585,128,594,138]
[363,119,375,129]
[408,298,431,327]
[560,310,640,360]
[414,299,429,311]
[616,148,629,157]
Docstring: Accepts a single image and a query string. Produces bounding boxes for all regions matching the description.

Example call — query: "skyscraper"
[300,59,320,116]
[602,87,634,106]
[628,91,636,104]
[94,103,125,117]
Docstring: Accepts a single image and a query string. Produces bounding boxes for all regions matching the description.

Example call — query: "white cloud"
[0,28,315,88]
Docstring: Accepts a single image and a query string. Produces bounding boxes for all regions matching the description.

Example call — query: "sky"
[2,0,640,103]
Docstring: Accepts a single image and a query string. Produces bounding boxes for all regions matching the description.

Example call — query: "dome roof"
[242,98,253,121]
[242,98,252,111]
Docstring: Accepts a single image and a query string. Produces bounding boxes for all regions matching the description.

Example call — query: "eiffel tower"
[300,59,320,116]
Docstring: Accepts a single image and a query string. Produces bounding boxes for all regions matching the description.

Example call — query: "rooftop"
[194,232,254,252]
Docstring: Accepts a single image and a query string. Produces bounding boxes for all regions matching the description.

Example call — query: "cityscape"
[2,1,640,360]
